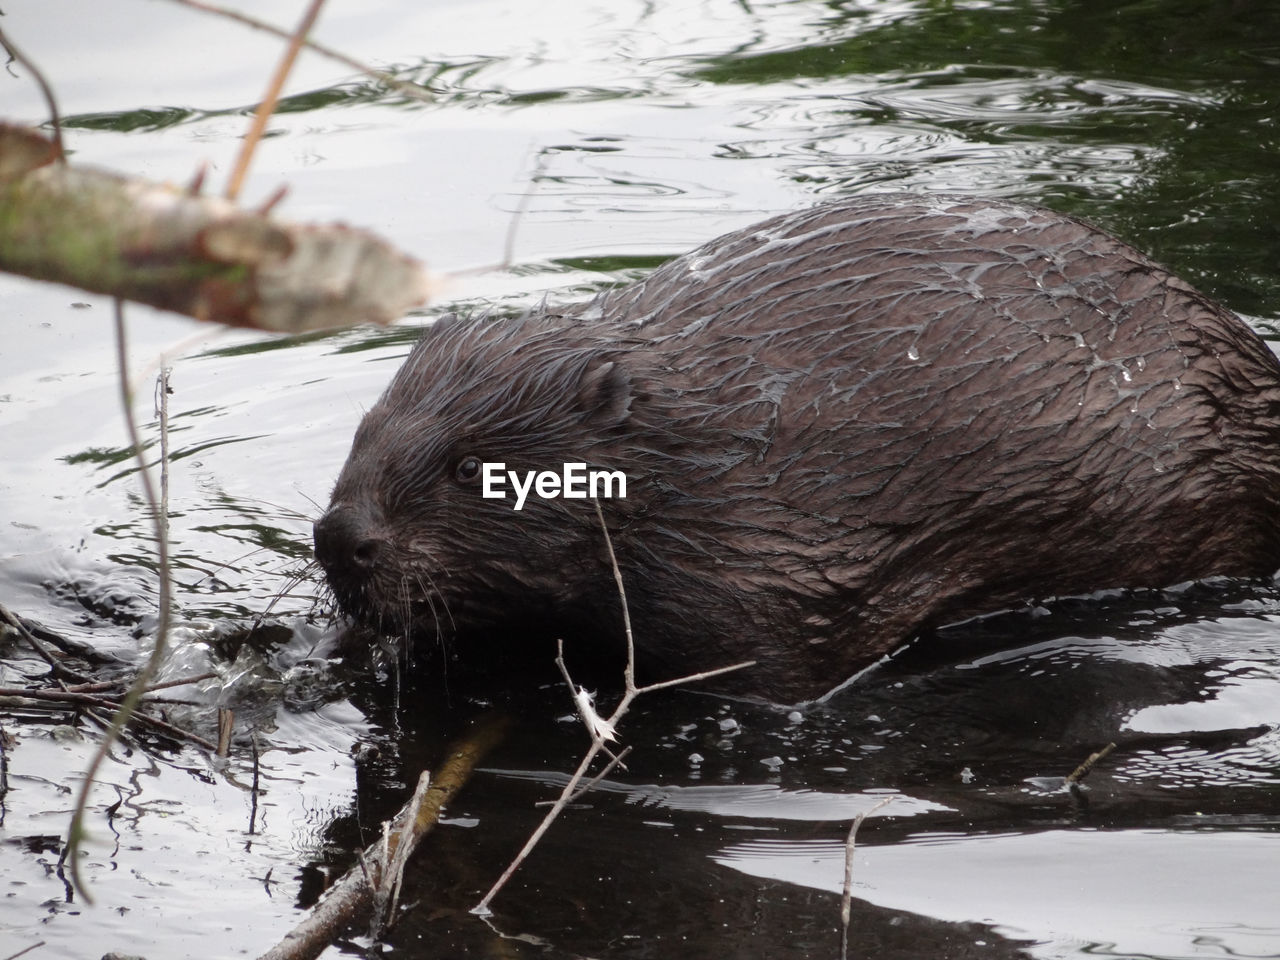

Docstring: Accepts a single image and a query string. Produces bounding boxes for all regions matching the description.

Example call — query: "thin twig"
[472,671,611,916]
[594,498,638,693]
[556,650,623,767]
[64,299,179,903]
[216,707,235,757]
[561,745,633,805]
[0,687,218,752]
[502,146,549,269]
[166,0,430,104]
[0,601,90,685]
[248,732,262,835]
[225,0,327,202]
[144,671,219,692]
[117,707,219,752]
[839,797,893,960]
[1,940,47,960]
[64,671,218,695]
[634,660,757,695]
[0,27,64,161]
[376,770,431,938]
[0,686,137,706]
[156,366,172,540]
[0,722,10,808]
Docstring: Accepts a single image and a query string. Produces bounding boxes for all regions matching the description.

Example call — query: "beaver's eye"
[455,456,482,484]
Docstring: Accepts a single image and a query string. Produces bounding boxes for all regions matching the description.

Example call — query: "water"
[2,1,1280,958]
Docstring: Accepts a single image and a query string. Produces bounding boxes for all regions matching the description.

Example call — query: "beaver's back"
[576,195,1280,687]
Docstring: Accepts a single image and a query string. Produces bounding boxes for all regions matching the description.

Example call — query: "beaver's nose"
[314,504,385,578]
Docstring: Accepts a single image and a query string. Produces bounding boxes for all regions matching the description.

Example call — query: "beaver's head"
[313,314,638,653]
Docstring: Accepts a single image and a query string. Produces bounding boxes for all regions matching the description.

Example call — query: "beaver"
[314,194,1280,703]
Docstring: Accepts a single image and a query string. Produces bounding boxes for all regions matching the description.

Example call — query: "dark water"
[2,1,1280,958]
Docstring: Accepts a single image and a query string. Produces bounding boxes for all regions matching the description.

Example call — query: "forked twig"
[471,500,754,915]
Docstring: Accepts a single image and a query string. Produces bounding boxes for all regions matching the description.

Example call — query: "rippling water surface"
[2,2,1279,958]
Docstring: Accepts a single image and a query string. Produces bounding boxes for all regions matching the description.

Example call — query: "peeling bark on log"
[0,124,437,331]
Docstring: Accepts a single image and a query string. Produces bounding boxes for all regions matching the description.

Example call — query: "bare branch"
[0,126,438,332]
[472,673,607,917]
[593,498,638,692]
[474,502,758,913]
[634,659,756,695]
[62,671,217,695]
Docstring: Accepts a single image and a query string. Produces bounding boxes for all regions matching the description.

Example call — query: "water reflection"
[716,829,1280,960]
[3,0,1280,957]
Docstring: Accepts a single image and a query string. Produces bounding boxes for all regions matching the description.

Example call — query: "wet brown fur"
[315,194,1280,702]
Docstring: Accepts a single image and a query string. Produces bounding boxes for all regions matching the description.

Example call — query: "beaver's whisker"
[413,560,457,636]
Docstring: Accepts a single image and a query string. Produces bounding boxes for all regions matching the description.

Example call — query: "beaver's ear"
[576,360,632,427]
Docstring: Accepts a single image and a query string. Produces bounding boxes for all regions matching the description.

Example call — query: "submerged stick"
[1065,742,1116,785]
[839,797,893,960]
[257,713,510,960]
